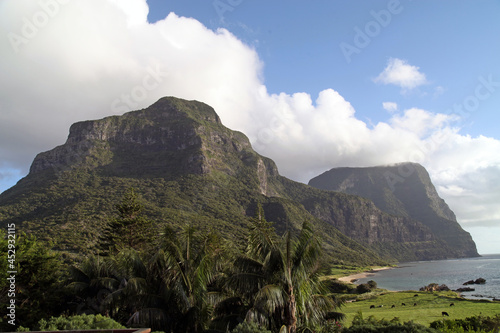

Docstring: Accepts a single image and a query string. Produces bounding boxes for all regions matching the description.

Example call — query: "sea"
[356,254,500,300]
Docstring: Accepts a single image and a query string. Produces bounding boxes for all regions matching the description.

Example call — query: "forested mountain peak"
[0,97,476,262]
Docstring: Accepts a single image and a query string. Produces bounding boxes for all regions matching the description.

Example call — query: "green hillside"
[0,97,474,264]
[309,164,479,259]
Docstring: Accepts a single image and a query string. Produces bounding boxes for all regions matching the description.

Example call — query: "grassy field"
[341,291,500,327]
[327,265,394,279]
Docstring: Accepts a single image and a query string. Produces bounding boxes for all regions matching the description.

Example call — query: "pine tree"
[100,188,155,254]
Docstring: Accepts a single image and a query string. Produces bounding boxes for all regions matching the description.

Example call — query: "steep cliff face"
[31,98,264,179]
[308,163,479,258]
[0,98,476,263]
[1,97,372,263]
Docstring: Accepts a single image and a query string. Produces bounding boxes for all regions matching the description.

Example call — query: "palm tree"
[228,210,343,333]
[158,224,226,332]
[75,224,226,332]
[104,248,175,331]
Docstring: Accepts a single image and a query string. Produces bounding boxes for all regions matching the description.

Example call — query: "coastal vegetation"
[1,192,499,332]
[0,195,499,332]
[0,195,344,332]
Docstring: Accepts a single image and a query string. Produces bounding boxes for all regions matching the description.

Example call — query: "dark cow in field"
[370,305,375,309]
[401,303,406,306]
[450,303,455,307]
[442,311,449,316]
[391,305,395,308]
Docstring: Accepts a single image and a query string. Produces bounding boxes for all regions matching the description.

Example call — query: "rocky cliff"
[0,97,477,262]
[308,163,479,258]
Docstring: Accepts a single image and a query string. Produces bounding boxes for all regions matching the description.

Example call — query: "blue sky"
[0,0,499,253]
[146,0,500,138]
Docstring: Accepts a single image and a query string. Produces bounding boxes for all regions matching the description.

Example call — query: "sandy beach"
[338,266,393,283]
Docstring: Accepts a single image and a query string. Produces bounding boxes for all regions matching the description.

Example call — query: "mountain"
[0,97,475,263]
[308,163,479,259]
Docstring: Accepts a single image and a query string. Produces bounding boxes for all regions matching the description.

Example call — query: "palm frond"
[213,296,244,317]
[245,307,270,328]
[65,281,89,293]
[254,284,286,314]
[124,277,149,295]
[225,272,266,297]
[233,255,264,273]
[68,266,90,284]
[89,276,120,291]
[292,221,321,272]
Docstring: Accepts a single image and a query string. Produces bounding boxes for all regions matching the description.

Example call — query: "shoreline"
[337,266,393,283]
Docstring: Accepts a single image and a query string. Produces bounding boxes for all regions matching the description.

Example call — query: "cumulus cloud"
[374,57,428,91]
[1,0,499,252]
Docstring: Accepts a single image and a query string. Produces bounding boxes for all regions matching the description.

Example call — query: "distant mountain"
[0,97,476,263]
[308,163,479,259]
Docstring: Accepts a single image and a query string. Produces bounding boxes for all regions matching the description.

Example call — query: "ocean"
[356,254,500,300]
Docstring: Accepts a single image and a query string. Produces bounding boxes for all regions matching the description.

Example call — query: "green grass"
[326,265,395,280]
[328,265,368,278]
[341,291,500,327]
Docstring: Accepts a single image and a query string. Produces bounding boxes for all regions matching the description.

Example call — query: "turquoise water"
[357,254,500,300]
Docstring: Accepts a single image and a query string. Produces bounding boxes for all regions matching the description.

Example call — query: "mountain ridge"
[308,163,478,258]
[0,97,477,263]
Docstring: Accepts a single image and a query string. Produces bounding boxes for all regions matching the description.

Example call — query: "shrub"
[231,321,272,333]
[430,314,500,332]
[319,320,343,333]
[345,311,438,332]
[37,314,125,331]
[367,280,377,289]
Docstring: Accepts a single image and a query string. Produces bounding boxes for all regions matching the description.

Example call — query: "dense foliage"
[344,311,438,333]
[100,187,157,254]
[0,231,68,331]
[430,315,500,332]
[17,314,125,331]
[2,191,346,332]
[226,205,344,333]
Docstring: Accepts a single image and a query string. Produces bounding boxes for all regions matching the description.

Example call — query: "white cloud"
[107,0,149,26]
[0,0,499,250]
[389,108,455,137]
[374,57,428,91]
[382,101,398,113]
